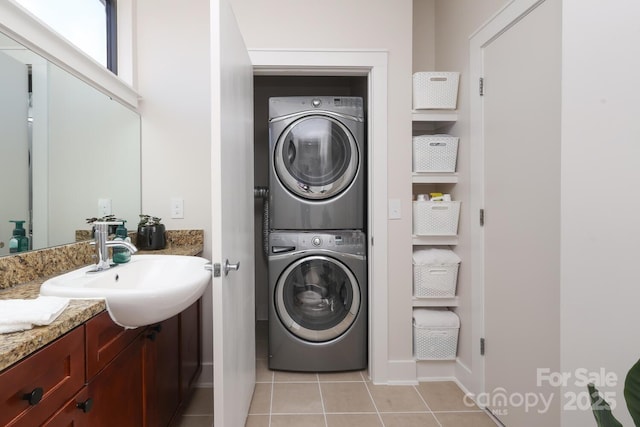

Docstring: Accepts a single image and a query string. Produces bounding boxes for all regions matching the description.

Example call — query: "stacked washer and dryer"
[267,96,367,372]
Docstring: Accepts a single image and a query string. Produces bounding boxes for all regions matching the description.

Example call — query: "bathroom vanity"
[0,303,201,427]
[0,230,205,427]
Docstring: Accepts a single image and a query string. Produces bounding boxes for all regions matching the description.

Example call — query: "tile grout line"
[361,373,386,427]
[268,369,274,427]
[413,384,444,427]
[316,373,329,427]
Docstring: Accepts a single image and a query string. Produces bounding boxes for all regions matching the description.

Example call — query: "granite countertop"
[0,230,204,373]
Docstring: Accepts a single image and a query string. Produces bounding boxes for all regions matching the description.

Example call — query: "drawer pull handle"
[23,387,44,405]
[77,398,94,413]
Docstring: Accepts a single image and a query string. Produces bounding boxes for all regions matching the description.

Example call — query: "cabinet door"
[180,300,201,399]
[144,315,180,427]
[0,327,84,427]
[86,336,144,427]
[85,311,142,379]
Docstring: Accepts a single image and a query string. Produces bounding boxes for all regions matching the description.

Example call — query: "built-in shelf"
[411,109,458,122]
[412,297,459,307]
[412,172,458,184]
[412,235,458,246]
[412,111,458,131]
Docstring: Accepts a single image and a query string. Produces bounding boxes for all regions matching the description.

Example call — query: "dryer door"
[274,115,359,200]
[275,255,361,342]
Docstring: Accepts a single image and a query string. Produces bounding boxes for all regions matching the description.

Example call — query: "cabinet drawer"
[85,311,142,379]
[0,326,85,427]
[42,387,91,427]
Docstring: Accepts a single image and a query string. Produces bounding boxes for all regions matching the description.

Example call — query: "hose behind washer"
[254,186,269,256]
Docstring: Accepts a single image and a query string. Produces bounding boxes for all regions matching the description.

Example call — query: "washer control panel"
[270,231,366,255]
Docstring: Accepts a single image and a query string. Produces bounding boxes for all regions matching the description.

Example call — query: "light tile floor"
[179,322,498,427]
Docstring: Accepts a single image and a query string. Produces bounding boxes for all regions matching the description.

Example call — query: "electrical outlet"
[98,198,112,216]
[171,198,184,219]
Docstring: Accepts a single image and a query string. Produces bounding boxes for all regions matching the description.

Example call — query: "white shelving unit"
[411,109,461,367]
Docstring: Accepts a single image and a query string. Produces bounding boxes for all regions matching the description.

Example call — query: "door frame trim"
[469,0,548,396]
[249,48,389,383]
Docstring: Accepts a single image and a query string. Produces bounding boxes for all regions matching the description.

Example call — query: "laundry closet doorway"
[249,49,390,383]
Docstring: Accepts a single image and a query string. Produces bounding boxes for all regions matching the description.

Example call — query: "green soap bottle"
[9,220,29,253]
[112,221,131,264]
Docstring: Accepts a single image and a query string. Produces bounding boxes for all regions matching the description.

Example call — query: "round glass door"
[275,255,361,342]
[274,115,359,200]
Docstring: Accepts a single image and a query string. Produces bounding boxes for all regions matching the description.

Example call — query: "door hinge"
[371,236,374,246]
[213,263,221,277]
[479,77,484,96]
[480,209,485,226]
[480,338,486,356]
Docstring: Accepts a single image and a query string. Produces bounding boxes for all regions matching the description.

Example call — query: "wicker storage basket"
[413,201,461,236]
[413,134,459,172]
[413,72,460,109]
[413,262,459,297]
[413,308,460,360]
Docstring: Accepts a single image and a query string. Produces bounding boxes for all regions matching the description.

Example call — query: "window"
[15,0,117,73]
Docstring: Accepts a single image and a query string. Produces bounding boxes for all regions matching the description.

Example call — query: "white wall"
[135,0,214,379]
[561,1,640,425]
[230,0,415,367]
[412,0,435,73]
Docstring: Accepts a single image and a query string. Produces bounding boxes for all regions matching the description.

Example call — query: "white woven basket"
[414,324,459,360]
[413,135,459,172]
[413,309,459,360]
[413,72,460,110]
[413,201,461,236]
[413,263,459,297]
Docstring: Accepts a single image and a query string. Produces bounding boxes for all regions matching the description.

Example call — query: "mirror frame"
[0,1,138,110]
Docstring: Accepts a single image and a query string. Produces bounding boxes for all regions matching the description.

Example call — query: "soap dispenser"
[9,220,29,253]
[112,221,132,264]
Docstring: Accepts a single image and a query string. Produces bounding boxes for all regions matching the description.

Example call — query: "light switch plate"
[388,198,401,220]
[98,198,112,216]
[171,197,184,219]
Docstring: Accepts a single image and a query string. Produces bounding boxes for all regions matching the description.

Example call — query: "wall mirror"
[0,31,141,256]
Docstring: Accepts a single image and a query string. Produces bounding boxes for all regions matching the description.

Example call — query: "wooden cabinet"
[86,333,145,427]
[144,316,180,427]
[85,310,141,379]
[144,300,202,427]
[0,326,85,427]
[180,300,201,399]
[41,387,91,427]
[0,299,202,427]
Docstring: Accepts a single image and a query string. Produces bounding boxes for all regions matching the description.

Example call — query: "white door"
[482,0,561,425]
[211,0,255,426]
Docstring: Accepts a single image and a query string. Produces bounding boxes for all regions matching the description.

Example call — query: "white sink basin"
[40,255,211,328]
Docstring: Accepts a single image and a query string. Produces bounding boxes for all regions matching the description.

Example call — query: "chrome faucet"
[90,221,138,272]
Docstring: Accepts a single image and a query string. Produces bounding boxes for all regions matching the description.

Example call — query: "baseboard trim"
[196,362,213,388]
[383,359,418,385]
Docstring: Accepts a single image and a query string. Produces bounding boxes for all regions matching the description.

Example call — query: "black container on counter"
[136,224,166,250]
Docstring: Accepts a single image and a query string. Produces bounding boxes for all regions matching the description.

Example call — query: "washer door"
[274,115,359,200]
[275,255,361,342]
